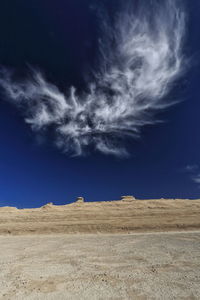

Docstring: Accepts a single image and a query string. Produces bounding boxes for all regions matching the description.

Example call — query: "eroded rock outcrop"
[76,197,85,203]
[121,195,136,201]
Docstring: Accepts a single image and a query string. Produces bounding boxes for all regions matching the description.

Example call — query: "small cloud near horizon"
[185,164,199,172]
[185,164,200,186]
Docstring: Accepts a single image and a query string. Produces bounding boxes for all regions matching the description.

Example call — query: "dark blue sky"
[0,0,200,208]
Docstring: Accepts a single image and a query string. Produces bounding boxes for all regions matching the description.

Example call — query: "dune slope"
[0,198,200,235]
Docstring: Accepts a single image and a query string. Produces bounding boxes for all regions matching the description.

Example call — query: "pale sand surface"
[0,232,200,300]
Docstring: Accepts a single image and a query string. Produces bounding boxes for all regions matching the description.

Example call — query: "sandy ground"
[0,231,200,300]
[0,199,200,299]
[0,199,200,234]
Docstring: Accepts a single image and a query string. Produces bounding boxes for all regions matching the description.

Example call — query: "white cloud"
[0,0,186,156]
[192,174,200,184]
[185,165,199,172]
[185,164,200,186]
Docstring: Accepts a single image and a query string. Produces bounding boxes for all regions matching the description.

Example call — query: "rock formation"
[76,197,84,203]
[121,195,136,201]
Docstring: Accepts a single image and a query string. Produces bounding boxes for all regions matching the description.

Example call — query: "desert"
[1,197,200,235]
[0,0,199,299]
[0,197,200,299]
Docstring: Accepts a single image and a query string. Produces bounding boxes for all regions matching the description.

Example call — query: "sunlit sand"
[0,198,200,299]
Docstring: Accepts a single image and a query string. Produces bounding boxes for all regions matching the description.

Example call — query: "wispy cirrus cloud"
[0,0,186,156]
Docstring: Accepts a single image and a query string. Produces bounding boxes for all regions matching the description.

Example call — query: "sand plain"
[0,198,200,299]
[0,232,200,299]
